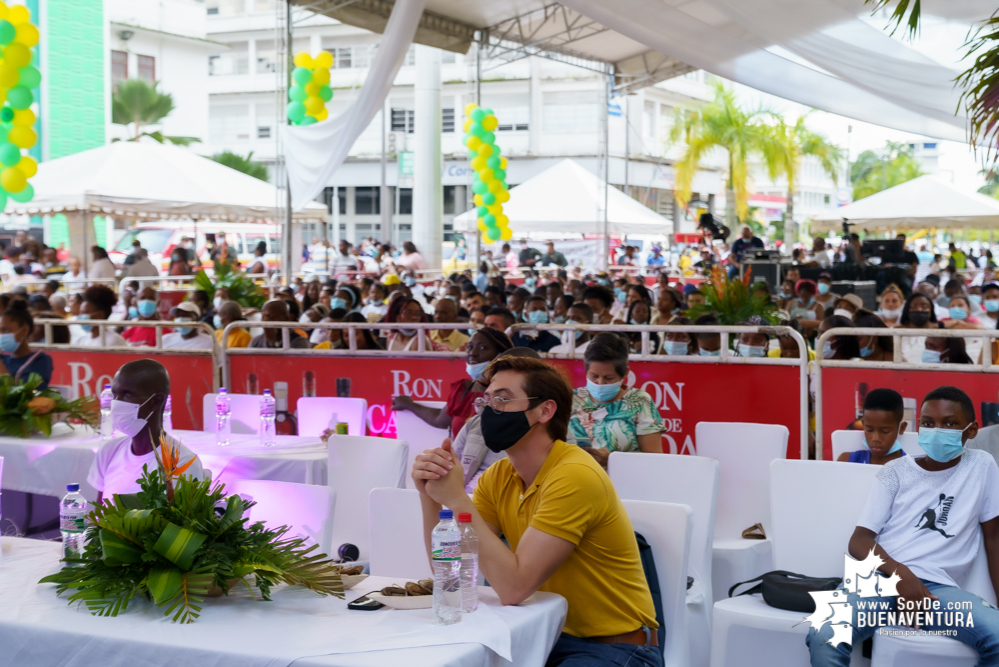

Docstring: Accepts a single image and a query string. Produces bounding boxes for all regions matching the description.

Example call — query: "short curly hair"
[83,285,117,318]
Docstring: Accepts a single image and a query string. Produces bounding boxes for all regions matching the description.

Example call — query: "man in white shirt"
[806,386,999,665]
[809,237,831,268]
[88,360,204,504]
[88,246,117,282]
[547,303,594,356]
[162,302,214,350]
[329,239,359,279]
[126,248,160,278]
[61,256,86,285]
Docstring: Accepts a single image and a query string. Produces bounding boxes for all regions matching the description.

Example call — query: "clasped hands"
[411,438,470,510]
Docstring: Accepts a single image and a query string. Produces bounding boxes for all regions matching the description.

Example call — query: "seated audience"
[836,388,906,465]
[214,300,252,349]
[817,314,859,359]
[924,334,973,364]
[548,303,595,355]
[430,296,469,351]
[659,316,697,355]
[121,287,163,347]
[249,300,309,349]
[162,303,214,350]
[853,310,894,362]
[511,296,560,352]
[73,285,126,347]
[582,285,615,324]
[694,313,722,356]
[385,297,450,352]
[0,300,53,389]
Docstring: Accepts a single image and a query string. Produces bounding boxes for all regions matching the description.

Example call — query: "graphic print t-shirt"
[858,449,999,587]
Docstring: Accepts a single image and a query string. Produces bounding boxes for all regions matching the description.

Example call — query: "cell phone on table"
[347,594,385,611]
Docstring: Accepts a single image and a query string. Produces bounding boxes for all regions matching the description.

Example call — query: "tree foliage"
[111,79,200,146]
[850,141,925,200]
[211,150,270,181]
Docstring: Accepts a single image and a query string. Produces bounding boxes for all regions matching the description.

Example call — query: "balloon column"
[0,3,39,207]
[286,51,333,126]
[464,104,511,241]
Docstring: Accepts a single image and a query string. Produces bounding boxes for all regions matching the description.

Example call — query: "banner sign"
[820,367,999,461]
[228,354,803,457]
[47,350,216,431]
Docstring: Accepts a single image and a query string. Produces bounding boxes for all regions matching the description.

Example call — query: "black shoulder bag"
[729,570,842,613]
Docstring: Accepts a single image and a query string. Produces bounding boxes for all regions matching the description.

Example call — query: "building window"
[257,126,271,139]
[209,42,249,76]
[824,194,831,205]
[442,51,456,64]
[355,186,380,214]
[209,105,250,143]
[111,50,128,84]
[256,40,277,74]
[391,108,415,133]
[397,188,412,215]
[442,108,454,133]
[543,91,598,133]
[336,47,352,69]
[443,186,456,214]
[323,187,347,215]
[354,45,369,68]
[405,45,415,66]
[137,55,155,82]
[483,94,530,131]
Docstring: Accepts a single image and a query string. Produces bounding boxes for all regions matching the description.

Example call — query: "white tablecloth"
[0,425,328,501]
[0,537,567,667]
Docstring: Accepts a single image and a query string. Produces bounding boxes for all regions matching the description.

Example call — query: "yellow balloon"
[8,125,34,148]
[470,156,487,171]
[304,96,324,115]
[7,4,28,24]
[12,108,33,127]
[0,3,8,20]
[487,204,503,216]
[482,116,498,132]
[1,166,24,192]
[477,143,493,158]
[500,227,513,241]
[497,190,510,203]
[477,219,488,233]
[314,107,328,121]
[4,43,29,69]
[17,155,35,178]
[305,81,320,96]
[464,103,478,117]
[466,136,482,152]
[314,51,333,69]
[311,68,330,86]
[499,156,508,169]
[14,23,37,47]
[473,194,484,207]
[293,52,314,69]
[463,119,472,132]
[478,168,494,182]
[0,65,17,89]
[496,214,510,226]
[488,179,504,194]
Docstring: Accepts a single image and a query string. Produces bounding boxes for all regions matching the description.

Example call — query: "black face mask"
[481,407,535,453]
[909,311,930,326]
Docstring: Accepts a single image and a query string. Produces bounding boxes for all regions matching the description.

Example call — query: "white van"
[108,221,282,273]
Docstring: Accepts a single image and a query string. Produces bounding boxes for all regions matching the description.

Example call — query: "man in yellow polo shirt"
[214,300,251,349]
[413,356,661,666]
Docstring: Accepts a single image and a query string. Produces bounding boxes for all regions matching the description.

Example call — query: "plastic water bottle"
[60,484,87,565]
[99,384,113,439]
[458,512,478,612]
[431,509,462,625]
[259,389,276,447]
[163,395,173,433]
[215,388,231,446]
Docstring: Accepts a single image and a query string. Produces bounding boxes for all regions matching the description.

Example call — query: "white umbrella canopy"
[452,158,671,236]
[3,142,327,222]
[811,175,999,233]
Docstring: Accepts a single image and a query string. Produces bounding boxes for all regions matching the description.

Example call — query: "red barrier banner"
[47,350,216,431]
[820,367,999,460]
[228,354,803,456]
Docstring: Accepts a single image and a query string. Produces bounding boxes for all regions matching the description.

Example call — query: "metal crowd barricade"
[37,318,220,358]
[813,326,999,459]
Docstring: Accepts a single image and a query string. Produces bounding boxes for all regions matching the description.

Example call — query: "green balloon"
[486,226,501,241]
[288,85,307,102]
[486,156,501,170]
[477,206,488,217]
[18,66,40,89]
[470,123,485,138]
[0,142,19,167]
[6,86,31,110]
[491,145,501,157]
[471,108,486,122]
[319,85,333,102]
[0,125,9,145]
[0,109,11,124]
[300,116,318,126]
[286,101,306,123]
[481,108,494,117]
[292,67,313,85]
[10,183,32,203]
[483,193,496,206]
[483,213,497,226]
[481,131,495,145]
[493,169,506,182]
[0,21,14,46]
[0,189,7,210]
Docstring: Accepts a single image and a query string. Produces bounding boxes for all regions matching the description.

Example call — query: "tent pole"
[283,0,294,286]
[602,68,611,271]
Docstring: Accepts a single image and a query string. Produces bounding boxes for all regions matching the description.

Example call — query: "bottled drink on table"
[259,389,276,447]
[458,512,478,612]
[215,388,231,446]
[163,395,173,433]
[431,509,462,625]
[60,483,87,565]
[99,384,113,439]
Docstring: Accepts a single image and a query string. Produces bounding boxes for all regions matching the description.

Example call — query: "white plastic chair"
[228,479,336,555]
[297,397,368,437]
[709,460,879,667]
[696,422,788,604]
[368,487,432,579]
[327,435,409,561]
[623,499,693,667]
[872,540,996,665]
[831,429,924,460]
[394,400,448,490]
[202,392,262,434]
[609,452,719,667]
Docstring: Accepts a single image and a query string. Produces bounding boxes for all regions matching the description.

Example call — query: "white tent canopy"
[5,142,327,222]
[452,158,671,236]
[811,175,999,232]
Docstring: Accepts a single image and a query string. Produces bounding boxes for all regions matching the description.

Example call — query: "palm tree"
[112,79,200,146]
[669,80,783,226]
[211,150,269,181]
[765,115,843,246]
[850,141,924,200]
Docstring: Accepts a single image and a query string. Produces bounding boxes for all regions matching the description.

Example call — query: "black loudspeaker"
[831,281,878,310]
[742,260,783,292]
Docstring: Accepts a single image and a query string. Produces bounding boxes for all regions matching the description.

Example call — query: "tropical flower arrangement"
[686,265,779,325]
[40,436,344,623]
[194,262,268,309]
[0,372,97,438]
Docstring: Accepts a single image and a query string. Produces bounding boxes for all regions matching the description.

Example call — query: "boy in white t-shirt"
[807,386,999,666]
[88,359,203,503]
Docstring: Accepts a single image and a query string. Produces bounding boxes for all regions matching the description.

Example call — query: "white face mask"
[299,313,313,324]
[309,328,328,344]
[879,307,903,320]
[110,396,155,438]
[213,296,223,309]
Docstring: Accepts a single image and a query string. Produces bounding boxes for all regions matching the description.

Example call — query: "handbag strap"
[728,570,813,598]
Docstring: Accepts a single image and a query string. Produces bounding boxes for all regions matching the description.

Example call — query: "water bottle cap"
[66,483,80,492]
[219,388,227,394]
[264,389,271,395]
[439,509,453,520]
[103,384,110,389]
[458,512,472,523]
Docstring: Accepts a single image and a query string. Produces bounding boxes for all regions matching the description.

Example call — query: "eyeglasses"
[473,395,538,414]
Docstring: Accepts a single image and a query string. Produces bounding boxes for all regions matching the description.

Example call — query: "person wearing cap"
[682,283,705,309]
[646,245,665,267]
[814,273,838,310]
[832,293,864,321]
[785,279,824,335]
[162,302,214,350]
[540,241,567,268]
[517,238,541,267]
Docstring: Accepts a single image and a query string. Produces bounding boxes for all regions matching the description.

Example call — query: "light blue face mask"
[525,278,537,289]
[986,299,999,313]
[662,340,689,356]
[922,348,942,363]
[404,277,416,287]
[330,297,348,311]
[822,340,835,359]
[699,348,721,357]
[860,342,875,358]
[466,359,491,381]
[175,319,194,336]
[564,320,583,340]
[552,315,566,324]
[738,343,766,358]
[0,332,18,353]
[78,314,92,333]
[213,314,223,329]
[128,305,138,319]
[137,300,157,318]
[587,379,622,402]
[527,310,549,325]
[817,283,830,295]
[918,425,971,462]
[949,306,968,321]
[400,329,417,337]
[970,294,983,307]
